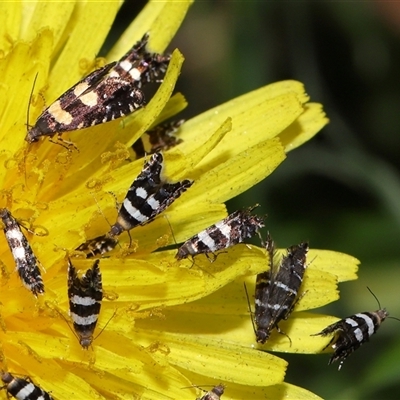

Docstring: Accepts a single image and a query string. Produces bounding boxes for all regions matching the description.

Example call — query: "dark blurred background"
[109,2,400,399]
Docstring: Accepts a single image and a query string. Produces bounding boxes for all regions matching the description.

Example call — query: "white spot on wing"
[71,295,97,306]
[48,101,73,125]
[5,229,23,241]
[135,187,148,199]
[119,60,132,72]
[129,68,141,81]
[215,221,231,239]
[356,313,375,336]
[146,196,160,211]
[353,327,364,342]
[79,91,99,107]
[197,230,217,251]
[274,281,296,295]
[122,199,148,222]
[12,246,26,261]
[71,312,98,326]
[15,382,36,398]
[73,81,90,97]
[345,318,358,327]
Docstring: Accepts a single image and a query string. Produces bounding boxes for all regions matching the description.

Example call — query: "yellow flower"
[0,1,359,399]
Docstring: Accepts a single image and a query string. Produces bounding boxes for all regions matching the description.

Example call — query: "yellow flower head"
[0,1,359,399]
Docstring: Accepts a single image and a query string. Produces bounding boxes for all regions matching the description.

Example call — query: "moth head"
[255,329,270,344]
[80,336,93,349]
[25,125,42,143]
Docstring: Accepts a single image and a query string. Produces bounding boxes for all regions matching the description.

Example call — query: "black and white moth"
[68,259,103,349]
[1,371,53,400]
[0,208,44,296]
[132,119,184,158]
[26,33,170,145]
[109,152,193,236]
[75,234,118,258]
[176,206,264,261]
[254,235,308,344]
[197,384,225,400]
[312,308,388,370]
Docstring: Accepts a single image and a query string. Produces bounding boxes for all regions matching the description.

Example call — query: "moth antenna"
[17,219,48,237]
[163,214,177,246]
[24,73,39,190]
[243,282,257,336]
[366,286,382,309]
[91,192,114,229]
[89,192,122,252]
[181,384,213,390]
[367,287,400,323]
[54,307,82,345]
[26,72,38,133]
[181,383,226,397]
[107,191,128,247]
[93,309,117,342]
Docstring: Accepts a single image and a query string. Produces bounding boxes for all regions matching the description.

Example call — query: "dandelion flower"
[0,1,359,399]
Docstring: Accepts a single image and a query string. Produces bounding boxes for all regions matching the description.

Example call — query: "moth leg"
[275,323,292,347]
[49,134,79,152]
[322,335,337,351]
[313,321,341,337]
[311,327,337,351]
[205,252,218,263]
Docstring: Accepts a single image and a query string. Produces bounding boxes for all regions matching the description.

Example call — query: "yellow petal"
[152,92,188,125]
[165,117,232,180]
[184,138,286,205]
[180,84,306,159]
[62,359,194,400]
[280,102,329,152]
[0,1,21,52]
[134,328,286,387]
[0,30,53,153]
[183,370,323,400]
[223,382,323,400]
[22,1,76,50]
[309,249,360,282]
[47,1,123,100]
[108,0,193,58]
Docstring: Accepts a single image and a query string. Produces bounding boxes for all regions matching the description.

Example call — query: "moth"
[312,308,388,370]
[109,152,193,236]
[0,208,44,296]
[254,234,308,344]
[1,371,53,400]
[26,33,170,145]
[75,234,118,258]
[176,206,264,261]
[197,384,225,400]
[68,259,103,349]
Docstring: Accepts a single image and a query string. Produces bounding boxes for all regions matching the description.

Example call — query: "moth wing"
[54,62,117,107]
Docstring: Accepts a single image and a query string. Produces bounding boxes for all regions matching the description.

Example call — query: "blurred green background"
[110,2,400,399]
